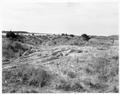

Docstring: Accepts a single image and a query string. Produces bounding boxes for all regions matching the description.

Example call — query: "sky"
[1,0,118,35]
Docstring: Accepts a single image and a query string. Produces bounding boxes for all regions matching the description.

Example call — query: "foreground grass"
[2,64,53,93]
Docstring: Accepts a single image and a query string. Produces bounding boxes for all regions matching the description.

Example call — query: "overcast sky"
[2,0,118,35]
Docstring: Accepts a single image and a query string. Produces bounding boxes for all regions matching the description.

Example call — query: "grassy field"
[2,34,119,93]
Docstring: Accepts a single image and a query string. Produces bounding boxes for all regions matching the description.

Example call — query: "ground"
[2,34,119,93]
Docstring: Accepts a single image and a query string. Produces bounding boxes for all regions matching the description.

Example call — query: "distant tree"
[81,34,90,41]
[61,33,68,36]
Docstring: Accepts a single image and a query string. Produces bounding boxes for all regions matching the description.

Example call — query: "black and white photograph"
[1,0,119,93]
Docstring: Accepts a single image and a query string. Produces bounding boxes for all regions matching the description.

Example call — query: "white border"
[0,0,119,94]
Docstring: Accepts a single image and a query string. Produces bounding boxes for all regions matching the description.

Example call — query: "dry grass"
[2,35,119,93]
[2,64,53,93]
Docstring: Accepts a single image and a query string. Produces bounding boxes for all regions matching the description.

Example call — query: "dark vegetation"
[2,40,29,60]
[6,31,17,39]
[23,33,91,46]
[6,31,25,42]
[4,31,117,47]
[81,34,91,41]
[56,80,86,92]
[2,31,29,61]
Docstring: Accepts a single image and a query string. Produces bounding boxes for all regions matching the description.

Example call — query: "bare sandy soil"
[2,34,119,93]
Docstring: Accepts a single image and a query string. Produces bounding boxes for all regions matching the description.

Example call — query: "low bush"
[69,34,74,37]
[56,80,85,92]
[6,31,17,39]
[6,31,25,42]
[81,34,90,41]
[67,71,76,78]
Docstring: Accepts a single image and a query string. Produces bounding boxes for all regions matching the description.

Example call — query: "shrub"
[70,34,74,37]
[6,31,17,39]
[56,80,85,92]
[57,80,71,91]
[67,71,76,78]
[83,80,108,91]
[71,82,85,92]
[61,33,68,36]
[112,86,119,93]
[81,34,90,41]
[6,31,25,42]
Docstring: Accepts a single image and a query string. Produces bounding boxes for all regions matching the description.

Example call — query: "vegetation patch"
[3,64,53,93]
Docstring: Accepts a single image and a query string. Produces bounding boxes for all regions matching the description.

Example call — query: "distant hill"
[108,35,119,40]
[2,31,29,33]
